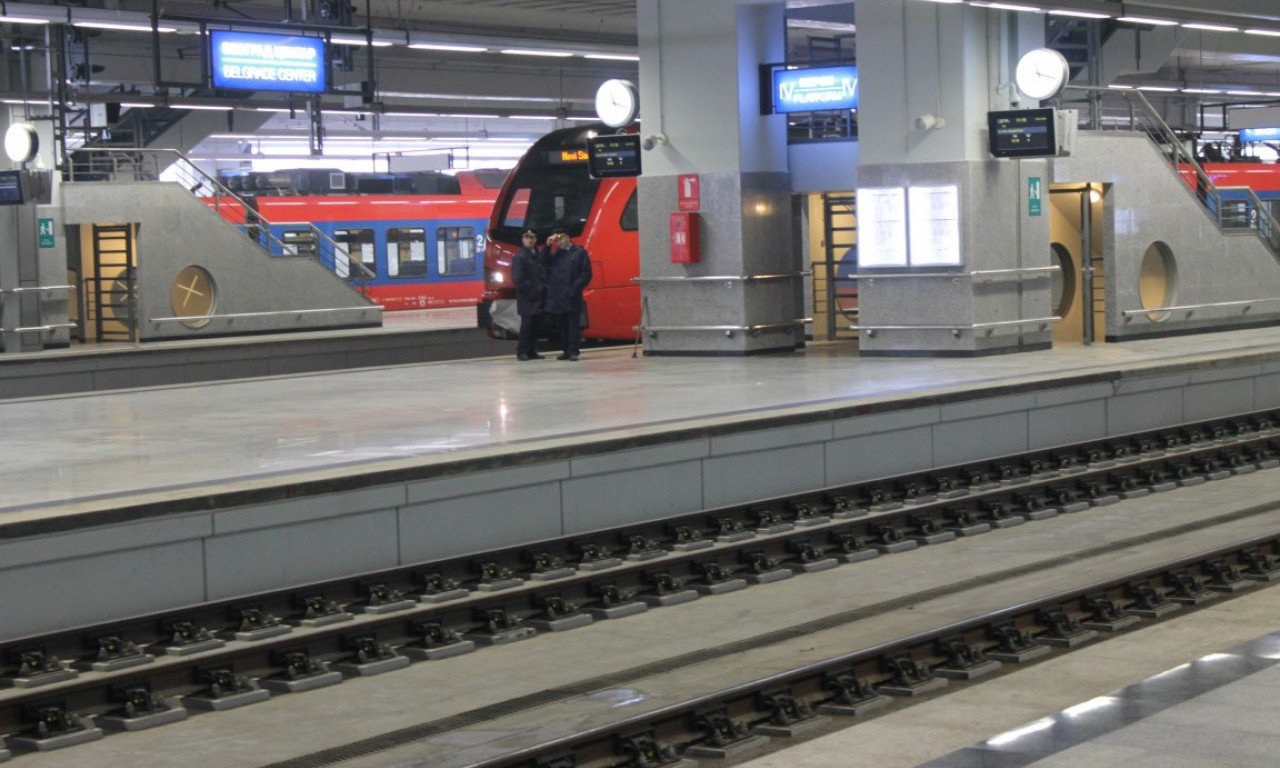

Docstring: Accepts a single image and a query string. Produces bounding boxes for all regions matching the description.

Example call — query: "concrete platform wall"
[4,356,1278,638]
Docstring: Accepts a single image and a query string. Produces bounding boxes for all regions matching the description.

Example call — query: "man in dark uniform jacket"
[512,229,547,361]
[543,229,592,361]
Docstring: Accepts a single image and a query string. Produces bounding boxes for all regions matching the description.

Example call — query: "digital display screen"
[772,65,858,114]
[1240,126,1280,143]
[988,108,1057,158]
[0,171,25,205]
[210,30,326,93]
[586,134,642,179]
[550,148,589,165]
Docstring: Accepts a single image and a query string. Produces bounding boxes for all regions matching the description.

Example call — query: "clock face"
[1015,48,1070,101]
[595,79,638,128]
[3,123,37,163]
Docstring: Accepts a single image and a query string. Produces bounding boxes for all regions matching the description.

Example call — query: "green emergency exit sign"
[1028,177,1042,216]
[37,218,54,248]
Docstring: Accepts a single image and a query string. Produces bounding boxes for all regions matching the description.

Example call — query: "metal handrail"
[66,149,377,290]
[852,316,1060,336]
[0,323,77,333]
[632,272,810,283]
[0,285,73,294]
[635,318,810,336]
[150,306,383,324]
[849,266,1060,280]
[1120,296,1280,317]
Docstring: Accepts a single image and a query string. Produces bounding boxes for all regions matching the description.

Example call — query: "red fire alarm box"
[669,211,700,263]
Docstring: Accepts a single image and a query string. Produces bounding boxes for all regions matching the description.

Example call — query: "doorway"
[1048,183,1107,345]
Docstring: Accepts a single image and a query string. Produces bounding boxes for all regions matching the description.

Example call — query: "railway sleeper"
[616,727,688,768]
[818,668,890,717]
[259,649,342,694]
[931,635,1002,681]
[4,704,102,754]
[751,687,830,738]
[1124,579,1182,619]
[96,684,188,732]
[684,704,770,760]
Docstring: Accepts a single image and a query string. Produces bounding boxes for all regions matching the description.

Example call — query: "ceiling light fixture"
[500,48,573,57]
[1048,9,1110,18]
[1117,16,1178,26]
[1182,22,1239,32]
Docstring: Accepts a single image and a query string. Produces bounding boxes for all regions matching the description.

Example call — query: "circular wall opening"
[171,265,217,328]
[1049,242,1076,319]
[1138,241,1177,321]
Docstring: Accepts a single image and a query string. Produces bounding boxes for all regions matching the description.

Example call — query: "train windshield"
[493,162,600,243]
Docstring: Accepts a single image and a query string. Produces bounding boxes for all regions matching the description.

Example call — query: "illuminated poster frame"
[210,30,327,93]
[907,185,961,266]
[856,187,907,267]
[770,64,858,114]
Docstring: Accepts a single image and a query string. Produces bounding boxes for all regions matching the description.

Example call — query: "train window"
[620,189,639,231]
[495,165,600,240]
[334,228,376,278]
[387,227,427,278]
[437,226,477,277]
[281,229,317,257]
[502,188,531,228]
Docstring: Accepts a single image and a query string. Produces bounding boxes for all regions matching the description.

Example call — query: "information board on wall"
[210,30,326,93]
[988,108,1056,158]
[907,186,960,266]
[771,65,858,114]
[586,134,642,178]
[855,187,907,267]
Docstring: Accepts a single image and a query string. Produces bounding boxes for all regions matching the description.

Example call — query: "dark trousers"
[517,314,542,357]
[556,307,581,357]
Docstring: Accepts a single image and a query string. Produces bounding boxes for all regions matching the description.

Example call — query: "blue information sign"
[772,65,858,114]
[1240,126,1280,143]
[210,30,326,93]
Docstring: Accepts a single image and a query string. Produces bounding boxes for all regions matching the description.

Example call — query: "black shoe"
[556,353,571,360]
[517,353,530,361]
[529,353,545,360]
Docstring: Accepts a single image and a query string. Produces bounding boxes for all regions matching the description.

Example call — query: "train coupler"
[984,622,1050,663]
[753,686,830,737]
[684,705,770,760]
[5,704,102,752]
[691,560,748,595]
[906,515,955,546]
[526,551,575,581]
[228,606,292,642]
[74,632,153,673]
[418,572,469,604]
[154,620,225,656]
[638,571,699,607]
[182,667,270,711]
[786,539,839,573]
[818,668,888,716]
[1124,580,1181,618]
[294,594,355,626]
[1034,606,1098,647]
[829,531,879,564]
[260,649,343,693]
[97,684,188,731]
[616,727,690,768]
[2,648,78,689]
[464,607,536,646]
[931,636,1001,680]
[877,653,946,696]
[588,582,648,619]
[332,634,410,676]
[740,550,792,584]
[357,582,416,614]
[400,620,475,661]
[575,542,622,571]
[667,524,714,552]
[1078,592,1141,631]
[1163,569,1219,605]
[527,594,593,632]
[869,523,917,554]
[473,560,524,592]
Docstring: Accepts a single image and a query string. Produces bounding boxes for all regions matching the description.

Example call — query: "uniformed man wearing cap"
[544,229,592,361]
[512,229,547,361]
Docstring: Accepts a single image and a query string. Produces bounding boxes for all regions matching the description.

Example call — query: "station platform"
[0,307,505,400]
[3,326,1280,638]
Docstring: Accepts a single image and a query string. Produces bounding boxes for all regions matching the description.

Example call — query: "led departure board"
[210,30,326,93]
[988,108,1057,158]
[586,134,642,178]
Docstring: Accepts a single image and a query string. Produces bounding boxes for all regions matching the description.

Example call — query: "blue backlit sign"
[210,30,326,93]
[772,65,858,114]
[1240,126,1280,143]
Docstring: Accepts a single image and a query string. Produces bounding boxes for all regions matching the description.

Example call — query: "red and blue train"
[220,167,506,310]
[481,125,640,341]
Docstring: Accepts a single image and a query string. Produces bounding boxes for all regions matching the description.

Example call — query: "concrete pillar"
[635,0,804,355]
[855,0,1055,356]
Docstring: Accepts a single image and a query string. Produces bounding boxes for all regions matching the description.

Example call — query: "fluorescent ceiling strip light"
[1226,90,1264,96]
[917,0,963,4]
[1107,84,1134,89]
[583,53,639,61]
[120,101,157,107]
[432,112,500,118]
[499,48,573,57]
[1048,9,1110,18]
[1182,22,1238,32]
[516,115,561,120]
[973,2,1042,11]
[1137,86,1177,92]
[330,35,394,46]
[1245,29,1280,37]
[171,103,233,110]
[1117,16,1177,26]
[74,20,177,32]
[1,16,49,24]
[1181,88,1223,94]
[408,43,487,52]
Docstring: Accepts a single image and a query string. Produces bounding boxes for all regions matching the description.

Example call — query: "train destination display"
[210,30,326,93]
[988,108,1057,158]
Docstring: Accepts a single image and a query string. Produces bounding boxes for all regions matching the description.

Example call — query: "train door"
[1048,183,1107,345]
[79,223,137,342]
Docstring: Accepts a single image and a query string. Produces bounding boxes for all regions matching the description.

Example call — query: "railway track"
[3,410,1280,766]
